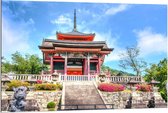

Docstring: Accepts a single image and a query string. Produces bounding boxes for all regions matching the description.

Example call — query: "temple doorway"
[67,58,83,75]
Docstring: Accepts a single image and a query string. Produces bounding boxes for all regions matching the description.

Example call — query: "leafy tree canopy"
[144,58,167,102]
[2,51,48,74]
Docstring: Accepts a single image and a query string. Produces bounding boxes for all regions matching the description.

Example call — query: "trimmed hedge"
[35,83,62,90]
[7,80,30,91]
[98,83,125,92]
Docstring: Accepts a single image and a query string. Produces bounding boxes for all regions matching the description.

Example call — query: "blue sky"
[2,1,167,74]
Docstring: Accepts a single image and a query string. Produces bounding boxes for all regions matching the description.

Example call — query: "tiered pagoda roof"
[39,39,113,54]
[39,9,113,55]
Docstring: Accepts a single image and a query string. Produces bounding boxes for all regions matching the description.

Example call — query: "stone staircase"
[63,81,106,110]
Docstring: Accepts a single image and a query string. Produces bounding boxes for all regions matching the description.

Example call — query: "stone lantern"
[127,80,141,91]
[149,79,163,102]
[1,85,8,99]
[26,86,35,100]
[149,79,160,92]
[1,85,9,111]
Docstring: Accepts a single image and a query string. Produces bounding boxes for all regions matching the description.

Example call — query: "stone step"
[155,103,167,108]
[64,81,105,110]
[132,103,147,108]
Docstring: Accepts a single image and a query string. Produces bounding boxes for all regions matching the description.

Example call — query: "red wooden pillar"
[64,52,67,76]
[83,59,85,75]
[98,57,101,74]
[50,55,53,74]
[87,53,90,80]
[96,61,99,74]
[85,59,87,75]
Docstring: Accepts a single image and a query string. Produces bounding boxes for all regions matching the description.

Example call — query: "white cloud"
[2,18,30,57]
[93,31,124,62]
[2,7,36,59]
[27,18,35,25]
[135,27,167,56]
[2,2,41,61]
[51,15,72,26]
[105,4,129,15]
[50,14,74,33]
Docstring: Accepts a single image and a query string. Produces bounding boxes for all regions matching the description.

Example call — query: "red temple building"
[39,10,113,78]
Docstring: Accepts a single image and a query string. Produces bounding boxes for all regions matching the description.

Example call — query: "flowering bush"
[98,83,125,92]
[36,80,42,84]
[135,84,152,92]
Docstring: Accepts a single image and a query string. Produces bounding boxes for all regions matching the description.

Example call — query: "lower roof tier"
[39,39,113,54]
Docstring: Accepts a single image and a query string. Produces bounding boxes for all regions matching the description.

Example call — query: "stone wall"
[101,91,130,109]
[2,91,62,111]
[100,89,167,109]
[34,91,62,111]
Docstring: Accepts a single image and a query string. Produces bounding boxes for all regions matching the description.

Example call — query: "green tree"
[144,58,167,102]
[1,61,12,73]
[119,46,147,76]
[2,51,48,74]
[27,55,43,74]
[11,52,28,74]
[101,64,135,76]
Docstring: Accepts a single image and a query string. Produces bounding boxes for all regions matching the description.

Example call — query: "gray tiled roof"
[39,39,113,51]
[56,30,95,36]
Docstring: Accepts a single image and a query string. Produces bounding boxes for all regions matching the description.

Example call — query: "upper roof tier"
[56,9,95,41]
[56,31,95,41]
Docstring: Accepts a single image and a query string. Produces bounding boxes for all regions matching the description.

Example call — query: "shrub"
[135,84,152,92]
[55,83,63,90]
[48,108,55,111]
[35,84,54,90]
[98,83,125,92]
[7,80,30,91]
[47,101,56,108]
[34,83,62,90]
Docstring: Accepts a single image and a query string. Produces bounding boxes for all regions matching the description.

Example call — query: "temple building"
[39,10,113,77]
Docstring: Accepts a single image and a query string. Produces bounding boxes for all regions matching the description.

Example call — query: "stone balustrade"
[2,74,53,82]
[2,73,142,83]
[98,76,142,83]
